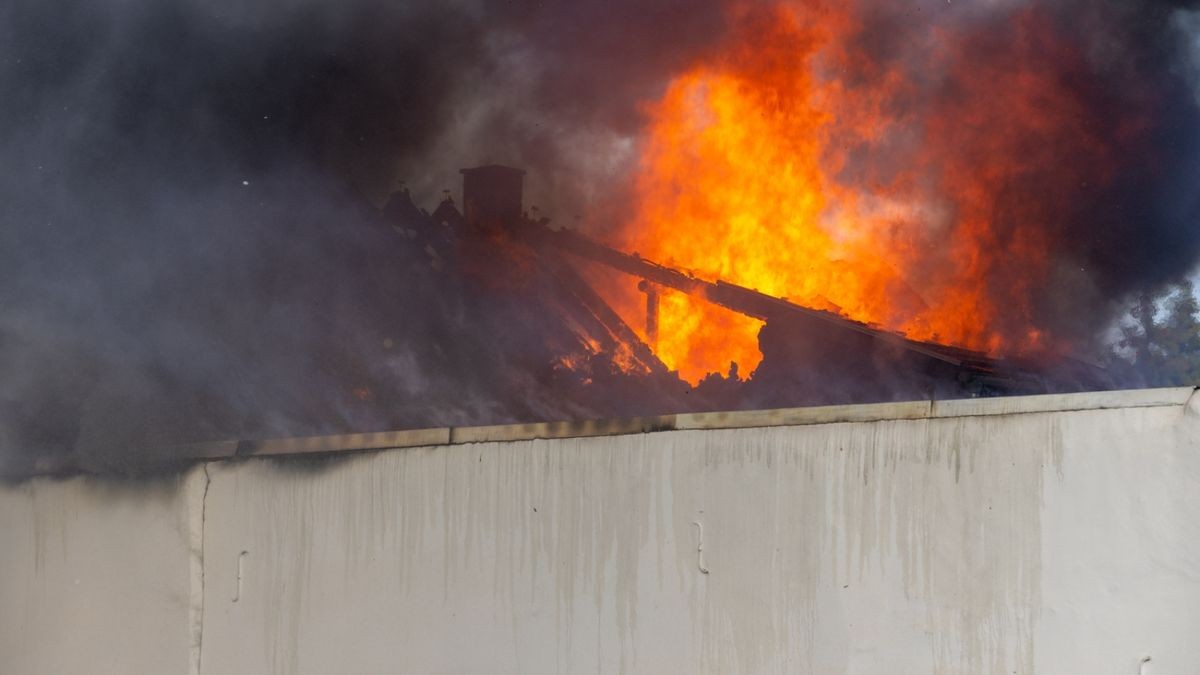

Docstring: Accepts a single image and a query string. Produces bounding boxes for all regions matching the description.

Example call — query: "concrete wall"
[3,388,1199,674]
[0,472,206,675]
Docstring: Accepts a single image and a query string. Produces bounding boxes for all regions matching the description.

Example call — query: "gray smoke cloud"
[0,0,731,475]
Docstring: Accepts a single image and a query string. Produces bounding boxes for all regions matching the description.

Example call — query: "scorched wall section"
[2,388,1200,674]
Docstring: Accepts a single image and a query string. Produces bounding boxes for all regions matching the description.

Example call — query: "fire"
[616,3,1119,384]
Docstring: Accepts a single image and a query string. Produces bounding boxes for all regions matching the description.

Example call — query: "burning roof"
[391,164,1107,409]
[617,3,1200,382]
[2,0,1198,476]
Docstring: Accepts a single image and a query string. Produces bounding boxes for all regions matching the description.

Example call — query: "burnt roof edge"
[5,387,1194,479]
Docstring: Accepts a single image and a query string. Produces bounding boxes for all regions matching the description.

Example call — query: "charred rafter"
[535,226,986,367]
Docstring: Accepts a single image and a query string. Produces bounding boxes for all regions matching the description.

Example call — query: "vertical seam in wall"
[189,463,211,675]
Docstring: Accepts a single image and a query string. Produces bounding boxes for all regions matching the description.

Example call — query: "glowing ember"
[616,3,1120,384]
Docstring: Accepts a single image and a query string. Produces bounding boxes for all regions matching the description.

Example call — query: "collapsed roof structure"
[384,165,1110,409]
[0,163,1118,478]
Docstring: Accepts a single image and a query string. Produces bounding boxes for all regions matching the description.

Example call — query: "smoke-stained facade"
[4,389,1200,673]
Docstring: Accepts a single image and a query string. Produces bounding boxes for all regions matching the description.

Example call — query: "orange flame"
[615,3,1115,384]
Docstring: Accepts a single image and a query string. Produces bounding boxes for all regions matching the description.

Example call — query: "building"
[3,387,1199,673]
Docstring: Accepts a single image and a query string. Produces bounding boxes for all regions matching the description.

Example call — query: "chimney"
[460,165,526,232]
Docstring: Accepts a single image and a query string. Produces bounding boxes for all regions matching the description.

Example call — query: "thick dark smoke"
[0,0,729,475]
[998,0,1200,343]
[1,0,1199,476]
[832,0,1200,347]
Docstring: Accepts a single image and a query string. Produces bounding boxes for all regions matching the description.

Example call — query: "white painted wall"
[3,389,1200,674]
[0,472,206,675]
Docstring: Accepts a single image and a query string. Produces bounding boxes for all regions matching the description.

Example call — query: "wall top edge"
[6,387,1193,479]
[232,386,1196,460]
